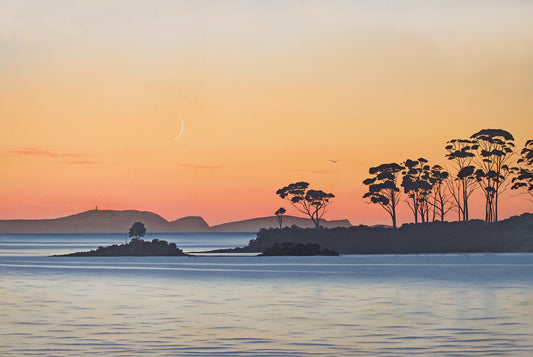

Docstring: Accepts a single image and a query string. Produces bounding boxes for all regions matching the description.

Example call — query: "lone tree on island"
[129,222,146,242]
[276,182,334,229]
[363,162,404,229]
[274,207,286,229]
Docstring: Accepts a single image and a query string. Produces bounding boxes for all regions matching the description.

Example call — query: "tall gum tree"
[276,182,334,229]
[401,158,433,223]
[511,140,533,205]
[363,163,404,229]
[445,139,478,221]
[428,165,452,222]
[470,129,516,222]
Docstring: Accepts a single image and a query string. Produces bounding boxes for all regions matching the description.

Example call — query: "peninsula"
[209,213,533,255]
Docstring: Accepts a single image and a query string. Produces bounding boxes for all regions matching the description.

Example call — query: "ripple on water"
[2,254,533,356]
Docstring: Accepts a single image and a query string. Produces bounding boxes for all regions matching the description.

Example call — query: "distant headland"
[0,209,352,234]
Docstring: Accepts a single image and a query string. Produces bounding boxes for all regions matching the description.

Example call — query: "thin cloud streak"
[9,148,85,157]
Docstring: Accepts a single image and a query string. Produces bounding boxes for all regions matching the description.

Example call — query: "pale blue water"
[1,234,532,356]
[0,233,256,256]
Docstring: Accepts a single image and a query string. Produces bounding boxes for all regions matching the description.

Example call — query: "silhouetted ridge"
[0,210,351,233]
[210,215,351,232]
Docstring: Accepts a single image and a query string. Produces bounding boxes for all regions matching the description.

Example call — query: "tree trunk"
[492,186,500,222]
[391,204,397,229]
[461,178,471,221]
[410,196,419,224]
[312,210,321,229]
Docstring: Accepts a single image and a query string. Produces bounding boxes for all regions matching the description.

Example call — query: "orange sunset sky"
[1,0,533,225]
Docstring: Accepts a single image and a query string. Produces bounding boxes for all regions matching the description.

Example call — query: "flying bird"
[329,160,339,164]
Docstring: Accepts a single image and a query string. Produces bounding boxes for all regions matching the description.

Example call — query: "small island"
[54,222,190,257]
[54,238,190,257]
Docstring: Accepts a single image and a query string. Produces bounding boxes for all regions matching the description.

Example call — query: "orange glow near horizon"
[1,1,533,226]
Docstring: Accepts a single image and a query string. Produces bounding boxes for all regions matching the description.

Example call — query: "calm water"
[1,234,532,356]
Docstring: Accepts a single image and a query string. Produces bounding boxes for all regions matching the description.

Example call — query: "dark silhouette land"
[208,213,533,255]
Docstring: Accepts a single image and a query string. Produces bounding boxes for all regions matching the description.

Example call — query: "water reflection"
[2,269,532,356]
[1,235,532,356]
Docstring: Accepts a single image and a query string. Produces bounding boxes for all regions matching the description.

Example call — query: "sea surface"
[1,233,532,356]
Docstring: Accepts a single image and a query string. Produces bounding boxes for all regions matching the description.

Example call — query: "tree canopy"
[511,140,533,202]
[470,128,516,222]
[363,162,404,228]
[360,128,532,226]
[129,221,146,241]
[401,158,433,223]
[445,138,478,221]
[276,182,334,229]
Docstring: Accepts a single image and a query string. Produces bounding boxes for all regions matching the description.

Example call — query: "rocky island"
[54,221,190,257]
[54,238,190,257]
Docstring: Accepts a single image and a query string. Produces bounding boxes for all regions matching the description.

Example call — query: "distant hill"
[0,209,352,233]
[168,216,211,232]
[0,210,187,233]
[211,216,352,232]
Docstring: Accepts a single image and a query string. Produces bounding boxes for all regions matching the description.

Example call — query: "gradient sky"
[1,0,533,225]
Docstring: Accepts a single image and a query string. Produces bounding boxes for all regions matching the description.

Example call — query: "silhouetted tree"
[276,182,334,229]
[129,222,146,242]
[445,139,478,221]
[401,158,433,223]
[363,162,404,229]
[428,165,452,221]
[275,207,286,229]
[511,140,533,204]
[471,129,516,222]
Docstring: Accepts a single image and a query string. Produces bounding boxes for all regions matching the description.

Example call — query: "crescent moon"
[173,114,185,141]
